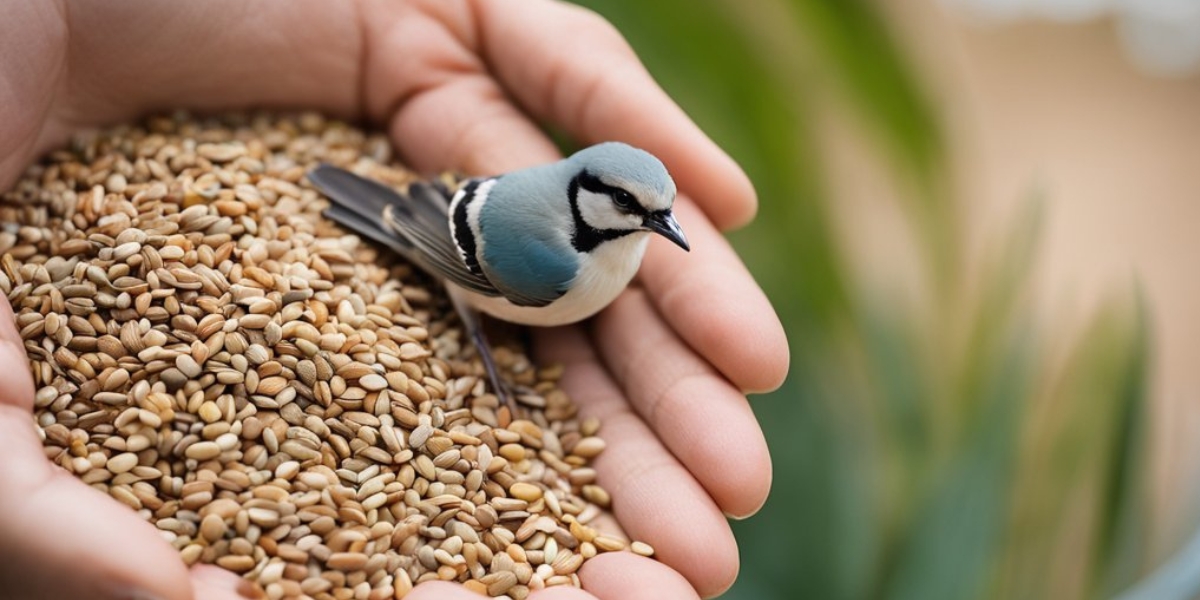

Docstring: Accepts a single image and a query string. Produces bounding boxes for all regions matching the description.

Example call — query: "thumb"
[0,297,191,600]
[0,422,190,599]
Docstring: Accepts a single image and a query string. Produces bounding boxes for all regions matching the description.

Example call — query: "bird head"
[565,142,689,251]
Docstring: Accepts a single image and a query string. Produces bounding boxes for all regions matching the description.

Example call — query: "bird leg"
[447,288,515,413]
[471,321,513,411]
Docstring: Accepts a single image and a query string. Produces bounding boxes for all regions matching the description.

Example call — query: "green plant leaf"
[566,3,1155,600]
[881,325,1029,600]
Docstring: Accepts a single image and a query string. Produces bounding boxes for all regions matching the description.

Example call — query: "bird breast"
[455,233,651,327]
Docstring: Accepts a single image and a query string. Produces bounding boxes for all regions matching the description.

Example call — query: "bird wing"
[308,164,502,297]
[479,236,574,308]
[473,170,577,308]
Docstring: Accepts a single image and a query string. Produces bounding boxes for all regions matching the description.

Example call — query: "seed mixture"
[0,112,650,600]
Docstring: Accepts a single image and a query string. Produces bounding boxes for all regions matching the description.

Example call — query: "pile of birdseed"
[0,112,650,600]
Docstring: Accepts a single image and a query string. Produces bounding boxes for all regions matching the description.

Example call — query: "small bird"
[308,142,689,407]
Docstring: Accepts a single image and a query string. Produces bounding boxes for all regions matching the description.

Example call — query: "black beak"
[644,210,690,252]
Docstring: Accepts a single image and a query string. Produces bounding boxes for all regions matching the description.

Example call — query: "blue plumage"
[565,142,676,200]
[482,234,578,307]
[476,161,578,307]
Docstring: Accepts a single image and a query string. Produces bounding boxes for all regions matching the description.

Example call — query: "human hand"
[0,299,257,599]
[0,0,788,598]
[365,5,788,598]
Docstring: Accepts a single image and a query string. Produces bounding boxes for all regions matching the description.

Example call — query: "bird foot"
[447,288,517,417]
[471,324,518,416]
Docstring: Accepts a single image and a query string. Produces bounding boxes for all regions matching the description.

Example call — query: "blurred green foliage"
[568,1,1157,598]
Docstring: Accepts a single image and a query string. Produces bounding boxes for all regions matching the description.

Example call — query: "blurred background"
[568,0,1200,598]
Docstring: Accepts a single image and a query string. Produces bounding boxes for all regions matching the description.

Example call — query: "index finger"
[638,199,789,393]
[472,0,758,230]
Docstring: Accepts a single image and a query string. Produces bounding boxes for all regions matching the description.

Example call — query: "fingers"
[471,0,757,230]
[592,289,772,518]
[389,73,562,175]
[576,553,698,600]
[365,0,756,229]
[406,582,493,600]
[0,302,195,599]
[359,0,563,175]
[0,1,63,193]
[640,199,790,394]
[534,327,740,598]
[404,578,676,600]
[0,407,195,600]
[528,587,601,600]
[403,581,600,600]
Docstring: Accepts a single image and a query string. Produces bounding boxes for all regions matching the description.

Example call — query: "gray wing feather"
[308,165,501,297]
[323,206,412,255]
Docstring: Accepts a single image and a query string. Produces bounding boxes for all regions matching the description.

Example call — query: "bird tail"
[308,164,423,256]
[308,164,501,296]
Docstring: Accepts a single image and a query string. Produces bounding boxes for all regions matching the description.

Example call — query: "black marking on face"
[568,172,636,253]
[577,171,649,217]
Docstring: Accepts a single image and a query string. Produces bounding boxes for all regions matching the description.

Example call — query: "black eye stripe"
[577,170,644,214]
[576,171,613,195]
[568,173,636,253]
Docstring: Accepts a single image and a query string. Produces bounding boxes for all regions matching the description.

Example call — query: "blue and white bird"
[308,142,689,405]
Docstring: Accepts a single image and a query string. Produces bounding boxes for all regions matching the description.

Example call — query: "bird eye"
[611,190,637,212]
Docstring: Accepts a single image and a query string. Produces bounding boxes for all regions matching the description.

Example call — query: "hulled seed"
[8,112,647,600]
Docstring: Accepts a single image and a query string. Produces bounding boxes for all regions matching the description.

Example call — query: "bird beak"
[644,210,690,252]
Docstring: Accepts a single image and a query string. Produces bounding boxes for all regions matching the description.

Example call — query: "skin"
[0,1,789,599]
